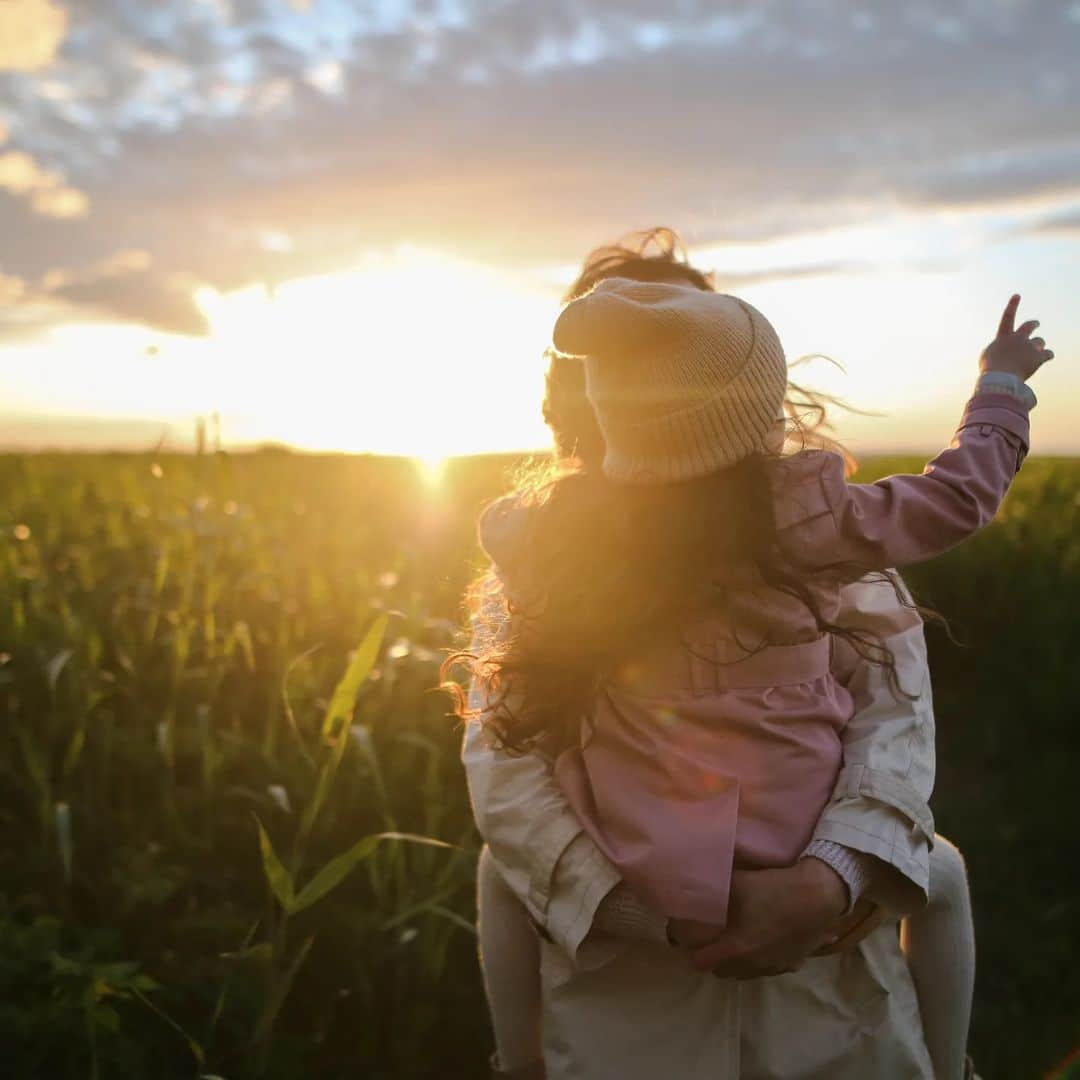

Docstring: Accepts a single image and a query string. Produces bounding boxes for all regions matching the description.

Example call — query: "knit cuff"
[975,370,1037,409]
[802,840,878,913]
[592,883,671,945]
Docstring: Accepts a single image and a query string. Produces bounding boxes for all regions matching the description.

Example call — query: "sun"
[414,453,448,488]
[192,247,556,457]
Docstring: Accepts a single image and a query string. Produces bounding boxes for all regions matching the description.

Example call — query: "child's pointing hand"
[980,293,1053,382]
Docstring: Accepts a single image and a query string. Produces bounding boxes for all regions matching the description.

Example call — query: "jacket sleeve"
[778,391,1030,575]
[461,586,621,961]
[814,574,936,915]
[463,729,622,961]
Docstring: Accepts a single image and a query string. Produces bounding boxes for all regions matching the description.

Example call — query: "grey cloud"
[908,146,1080,211]
[1,0,1078,338]
[713,261,869,291]
[0,220,209,338]
[49,269,209,335]
[1028,206,1080,234]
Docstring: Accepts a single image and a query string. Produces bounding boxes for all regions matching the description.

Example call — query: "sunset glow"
[190,248,555,457]
[3,232,1077,457]
[0,248,557,456]
[2,1,1078,455]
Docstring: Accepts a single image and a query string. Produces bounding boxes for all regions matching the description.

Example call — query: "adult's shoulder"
[838,572,924,635]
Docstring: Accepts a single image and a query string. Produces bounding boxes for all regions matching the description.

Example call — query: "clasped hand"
[667,858,850,980]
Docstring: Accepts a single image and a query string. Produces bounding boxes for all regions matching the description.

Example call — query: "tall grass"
[0,449,1076,1078]
[0,450,491,1078]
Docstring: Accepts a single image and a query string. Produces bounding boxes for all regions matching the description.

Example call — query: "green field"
[1,450,1077,1079]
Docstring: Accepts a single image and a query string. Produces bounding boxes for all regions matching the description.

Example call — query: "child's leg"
[900,835,976,1080]
[477,845,544,1073]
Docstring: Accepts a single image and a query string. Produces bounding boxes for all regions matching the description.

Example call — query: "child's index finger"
[998,294,1021,338]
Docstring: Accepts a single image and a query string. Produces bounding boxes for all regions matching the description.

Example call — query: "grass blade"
[292,832,452,914]
[254,817,295,913]
[321,614,388,740]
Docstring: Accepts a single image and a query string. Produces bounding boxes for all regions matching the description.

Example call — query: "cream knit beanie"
[552,277,787,483]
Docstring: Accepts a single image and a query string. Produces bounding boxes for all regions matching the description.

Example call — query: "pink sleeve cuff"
[959,390,1032,450]
[803,839,878,913]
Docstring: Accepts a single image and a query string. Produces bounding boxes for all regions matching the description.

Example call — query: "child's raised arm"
[775,295,1053,576]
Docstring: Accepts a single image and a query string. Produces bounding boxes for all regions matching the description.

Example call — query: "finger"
[1030,337,1045,350]
[693,944,735,972]
[692,938,746,971]
[1044,349,1055,361]
[1017,320,1040,339]
[997,294,1020,338]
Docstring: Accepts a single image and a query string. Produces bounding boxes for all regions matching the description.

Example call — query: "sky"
[1,0,1079,458]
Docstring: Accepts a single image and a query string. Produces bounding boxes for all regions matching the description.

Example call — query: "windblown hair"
[445,227,923,755]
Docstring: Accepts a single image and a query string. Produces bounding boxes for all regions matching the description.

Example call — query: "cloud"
[40,248,208,335]
[0,0,1079,339]
[0,0,67,72]
[906,145,1080,213]
[0,272,26,305]
[713,261,869,291]
[304,60,344,96]
[30,186,90,218]
[0,150,90,218]
[0,247,207,340]
[39,247,152,290]
[0,150,56,194]
[48,269,209,335]
[1028,206,1080,235]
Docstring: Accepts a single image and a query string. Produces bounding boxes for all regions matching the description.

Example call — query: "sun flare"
[414,454,448,488]
[190,248,556,457]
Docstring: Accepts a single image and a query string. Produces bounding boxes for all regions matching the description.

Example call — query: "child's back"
[479,280,1045,927]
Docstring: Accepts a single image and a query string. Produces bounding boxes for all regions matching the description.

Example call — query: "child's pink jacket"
[481,390,1030,923]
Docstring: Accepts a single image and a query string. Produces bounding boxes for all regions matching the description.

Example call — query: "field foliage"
[0,450,1076,1078]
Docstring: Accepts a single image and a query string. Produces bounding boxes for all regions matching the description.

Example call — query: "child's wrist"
[803,840,876,913]
[975,370,1037,409]
[798,856,849,922]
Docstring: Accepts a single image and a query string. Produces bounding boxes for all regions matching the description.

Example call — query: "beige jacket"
[462,576,937,1078]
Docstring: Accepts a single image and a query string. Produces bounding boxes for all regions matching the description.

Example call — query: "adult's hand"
[669,858,849,979]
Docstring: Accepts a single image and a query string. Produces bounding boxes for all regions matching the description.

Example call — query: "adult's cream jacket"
[462,576,938,1079]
